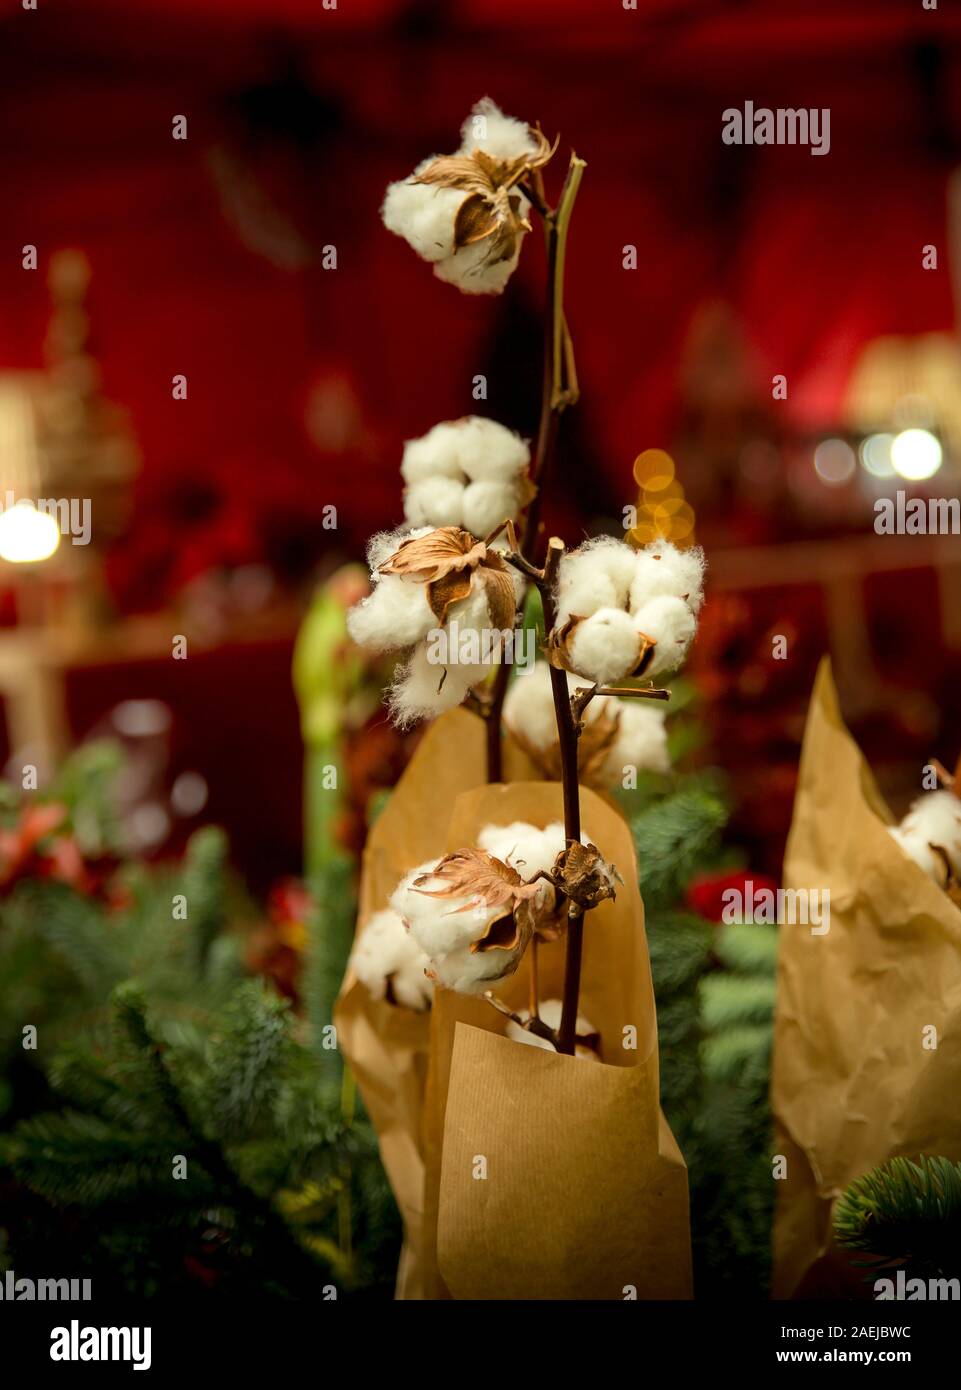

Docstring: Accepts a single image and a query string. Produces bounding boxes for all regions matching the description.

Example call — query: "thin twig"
[483,990,556,1045]
[483,154,586,781]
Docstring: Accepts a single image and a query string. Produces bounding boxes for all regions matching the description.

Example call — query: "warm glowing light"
[0,502,60,563]
[633,449,675,491]
[890,428,942,481]
[859,433,895,478]
[813,438,856,485]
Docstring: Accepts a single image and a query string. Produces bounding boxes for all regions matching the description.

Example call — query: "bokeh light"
[890,428,942,481]
[0,502,61,563]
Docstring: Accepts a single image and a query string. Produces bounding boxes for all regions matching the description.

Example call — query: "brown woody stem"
[484,153,586,784]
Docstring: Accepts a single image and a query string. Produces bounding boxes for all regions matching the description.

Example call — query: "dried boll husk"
[391,848,541,995]
[550,840,622,912]
[379,526,518,631]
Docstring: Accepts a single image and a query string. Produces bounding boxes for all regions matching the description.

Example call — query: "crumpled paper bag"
[772,658,961,1298]
[334,706,535,1299]
[419,780,693,1300]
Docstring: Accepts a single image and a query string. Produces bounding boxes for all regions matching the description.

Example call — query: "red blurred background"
[1,0,960,887]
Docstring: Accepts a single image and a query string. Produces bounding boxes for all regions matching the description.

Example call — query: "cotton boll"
[387,643,480,727]
[347,574,436,650]
[503,664,560,751]
[403,477,465,529]
[459,97,539,162]
[633,595,696,678]
[381,176,462,263]
[389,862,493,959]
[567,608,642,684]
[429,937,526,993]
[630,542,706,616]
[504,666,603,753]
[350,909,434,1012]
[602,701,670,783]
[400,424,470,485]
[888,826,944,882]
[573,538,638,606]
[557,539,638,622]
[505,998,599,1058]
[477,820,565,880]
[454,416,530,483]
[892,790,961,878]
[434,233,525,296]
[462,479,522,536]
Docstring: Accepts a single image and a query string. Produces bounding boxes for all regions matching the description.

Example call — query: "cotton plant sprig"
[364,97,708,1054]
[493,525,704,1053]
[380,95,585,779]
[381,818,618,1052]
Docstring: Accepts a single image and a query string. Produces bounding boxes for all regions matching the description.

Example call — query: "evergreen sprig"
[835,1156,961,1277]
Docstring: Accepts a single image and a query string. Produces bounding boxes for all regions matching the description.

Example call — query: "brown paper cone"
[420,779,693,1300]
[334,706,536,1299]
[772,658,961,1298]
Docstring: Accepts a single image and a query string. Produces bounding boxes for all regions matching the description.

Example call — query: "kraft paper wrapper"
[420,780,693,1300]
[772,658,961,1298]
[334,706,535,1299]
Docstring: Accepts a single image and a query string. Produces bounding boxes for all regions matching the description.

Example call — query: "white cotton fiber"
[389,861,492,958]
[347,573,436,650]
[888,826,944,882]
[567,608,642,684]
[444,580,493,635]
[462,479,520,537]
[633,595,696,678]
[381,175,462,263]
[365,525,432,580]
[350,909,433,1012]
[630,541,706,616]
[503,666,602,752]
[387,643,479,728]
[429,937,526,993]
[403,476,465,529]
[557,538,638,621]
[453,416,530,482]
[433,234,526,296]
[399,418,531,532]
[459,97,540,162]
[889,789,961,880]
[602,700,670,782]
[477,820,567,880]
[503,664,562,750]
[401,424,471,484]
